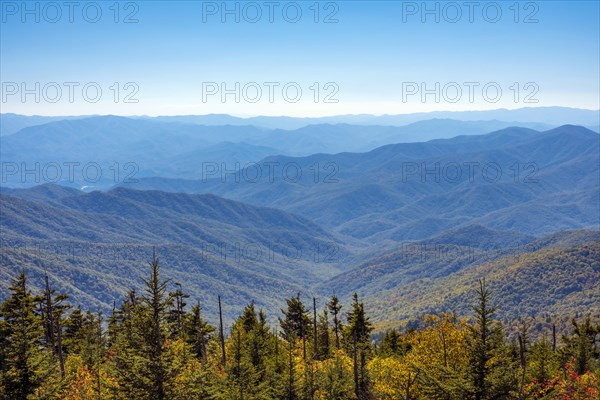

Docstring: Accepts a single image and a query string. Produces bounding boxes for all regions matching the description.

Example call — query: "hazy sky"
[1,0,599,116]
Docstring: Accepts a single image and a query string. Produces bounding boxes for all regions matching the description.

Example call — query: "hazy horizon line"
[2,105,599,119]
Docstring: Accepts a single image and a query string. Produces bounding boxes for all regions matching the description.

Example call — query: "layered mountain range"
[0,112,598,328]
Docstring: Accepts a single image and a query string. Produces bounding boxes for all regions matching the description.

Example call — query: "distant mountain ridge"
[3,115,579,189]
[122,125,599,242]
[2,106,598,133]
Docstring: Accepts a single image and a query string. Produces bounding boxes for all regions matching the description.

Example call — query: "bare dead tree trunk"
[313,298,318,360]
[218,295,226,367]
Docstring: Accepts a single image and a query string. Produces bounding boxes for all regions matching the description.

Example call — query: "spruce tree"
[240,301,258,334]
[0,271,52,400]
[344,293,373,348]
[529,335,556,384]
[39,272,70,378]
[108,290,141,399]
[328,294,343,350]
[317,308,331,360]
[184,301,214,362]
[344,293,373,399]
[109,254,176,399]
[379,329,408,357]
[468,279,515,400]
[63,306,84,353]
[140,252,172,399]
[279,293,312,344]
[562,317,600,375]
[167,282,189,338]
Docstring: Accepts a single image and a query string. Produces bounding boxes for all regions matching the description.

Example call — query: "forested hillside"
[365,242,600,334]
[0,189,346,321]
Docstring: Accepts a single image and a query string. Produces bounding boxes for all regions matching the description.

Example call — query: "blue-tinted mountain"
[3,115,568,189]
[4,107,595,134]
[123,125,599,241]
[0,113,90,136]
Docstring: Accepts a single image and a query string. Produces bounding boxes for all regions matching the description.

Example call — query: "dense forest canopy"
[1,255,598,400]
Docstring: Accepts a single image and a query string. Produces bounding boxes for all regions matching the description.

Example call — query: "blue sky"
[1,0,598,116]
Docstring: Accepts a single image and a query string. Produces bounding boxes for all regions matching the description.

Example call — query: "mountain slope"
[316,228,600,302]
[364,241,600,328]
[0,187,348,323]
[123,125,600,240]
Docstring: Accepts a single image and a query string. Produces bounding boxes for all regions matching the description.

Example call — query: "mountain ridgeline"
[0,116,598,333]
[122,125,599,241]
[1,113,597,188]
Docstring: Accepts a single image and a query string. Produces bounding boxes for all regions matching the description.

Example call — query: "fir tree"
[239,301,258,334]
[328,294,343,350]
[317,308,331,360]
[184,301,214,362]
[279,293,312,344]
[344,293,373,399]
[0,272,52,400]
[379,329,408,357]
[562,317,600,375]
[345,293,373,348]
[167,282,189,338]
[468,279,515,400]
[140,252,172,399]
[39,272,70,378]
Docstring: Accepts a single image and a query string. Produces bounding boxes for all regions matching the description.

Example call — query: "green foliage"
[0,261,598,399]
[467,279,517,400]
[368,242,600,338]
[0,272,54,400]
[328,294,344,351]
[561,317,600,375]
[279,293,312,343]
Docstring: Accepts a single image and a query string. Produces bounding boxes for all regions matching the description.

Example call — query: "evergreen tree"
[0,272,53,400]
[344,293,373,399]
[467,279,515,400]
[39,272,70,378]
[73,311,105,368]
[109,254,177,400]
[167,282,189,338]
[109,290,147,399]
[562,317,600,375]
[239,301,258,334]
[328,294,343,350]
[344,293,373,348]
[214,312,272,399]
[280,293,312,344]
[250,309,269,372]
[528,335,557,384]
[63,306,84,353]
[140,252,173,399]
[317,308,331,360]
[379,329,409,357]
[184,301,214,362]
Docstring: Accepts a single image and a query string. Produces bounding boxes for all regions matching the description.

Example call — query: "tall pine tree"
[0,272,53,400]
